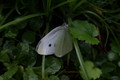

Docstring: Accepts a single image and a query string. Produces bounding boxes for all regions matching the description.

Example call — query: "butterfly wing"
[36,26,66,55]
[61,30,73,56]
[54,28,73,57]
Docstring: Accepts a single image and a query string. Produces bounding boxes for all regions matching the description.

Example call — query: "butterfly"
[36,24,73,57]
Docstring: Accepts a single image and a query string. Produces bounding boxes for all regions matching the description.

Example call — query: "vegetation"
[0,0,120,80]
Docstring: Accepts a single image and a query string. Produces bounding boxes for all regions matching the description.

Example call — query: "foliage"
[70,20,99,45]
[0,0,120,80]
[80,61,102,80]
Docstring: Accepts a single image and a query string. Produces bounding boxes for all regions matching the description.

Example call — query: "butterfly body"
[36,24,72,57]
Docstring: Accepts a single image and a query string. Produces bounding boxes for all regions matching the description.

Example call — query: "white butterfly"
[36,24,73,57]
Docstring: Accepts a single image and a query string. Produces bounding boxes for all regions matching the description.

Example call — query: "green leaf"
[1,65,18,80]
[47,75,60,80]
[32,67,42,78]
[3,40,16,53]
[23,68,39,80]
[45,56,61,74]
[107,51,118,61]
[16,42,29,59]
[3,40,16,58]
[89,68,102,80]
[5,29,17,38]
[60,75,69,80]
[118,61,120,67]
[0,49,10,63]
[19,42,29,53]
[102,62,116,73]
[0,76,3,80]
[110,39,120,55]
[15,20,28,29]
[70,20,99,45]
[80,61,102,80]
[22,31,36,44]
[16,42,36,67]
[13,66,24,80]
[29,17,43,31]
[110,76,120,80]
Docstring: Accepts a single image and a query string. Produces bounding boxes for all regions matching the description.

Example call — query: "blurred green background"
[0,0,120,80]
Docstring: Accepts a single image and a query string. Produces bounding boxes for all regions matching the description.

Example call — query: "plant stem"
[0,8,14,25]
[73,39,89,80]
[42,55,45,80]
[67,17,89,80]
[0,13,45,30]
[73,0,87,11]
[51,0,74,10]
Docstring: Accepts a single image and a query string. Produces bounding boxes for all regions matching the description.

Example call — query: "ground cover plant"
[0,0,120,80]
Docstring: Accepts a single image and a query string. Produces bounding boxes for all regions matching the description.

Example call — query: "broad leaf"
[22,31,36,44]
[45,56,61,74]
[70,20,99,45]
[1,65,18,80]
[0,49,10,63]
[60,75,69,80]
[23,68,39,80]
[110,39,120,55]
[46,75,60,80]
[80,61,102,80]
[5,29,17,38]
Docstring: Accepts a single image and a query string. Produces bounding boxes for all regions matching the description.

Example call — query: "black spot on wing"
[48,43,56,47]
[49,44,52,47]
